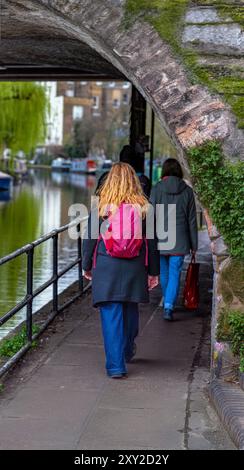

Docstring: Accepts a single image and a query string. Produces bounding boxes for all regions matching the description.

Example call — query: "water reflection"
[0,169,96,339]
[0,190,12,203]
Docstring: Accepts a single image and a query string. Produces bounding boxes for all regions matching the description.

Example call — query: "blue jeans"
[160,255,184,311]
[100,302,139,376]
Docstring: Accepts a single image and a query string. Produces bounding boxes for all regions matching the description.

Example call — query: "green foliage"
[0,82,48,154]
[194,70,244,128]
[124,1,244,127]
[64,119,92,159]
[211,1,244,28]
[188,141,244,258]
[125,0,188,54]
[228,312,244,356]
[217,309,231,342]
[0,325,40,358]
[220,259,244,304]
[189,1,244,28]
[225,95,244,129]
[217,308,244,372]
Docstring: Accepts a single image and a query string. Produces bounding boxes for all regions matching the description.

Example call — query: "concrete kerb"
[209,379,244,450]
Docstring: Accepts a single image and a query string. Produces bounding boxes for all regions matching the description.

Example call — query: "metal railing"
[0,217,89,378]
[197,209,205,230]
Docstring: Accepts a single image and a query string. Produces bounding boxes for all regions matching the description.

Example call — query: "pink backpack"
[93,203,148,267]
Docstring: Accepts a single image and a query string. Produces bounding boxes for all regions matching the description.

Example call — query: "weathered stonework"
[183,10,244,56]
[1,0,244,162]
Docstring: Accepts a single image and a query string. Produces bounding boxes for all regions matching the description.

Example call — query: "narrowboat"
[51,158,72,172]
[71,158,97,174]
[0,171,12,191]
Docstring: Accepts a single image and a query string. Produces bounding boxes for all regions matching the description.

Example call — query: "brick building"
[45,81,131,156]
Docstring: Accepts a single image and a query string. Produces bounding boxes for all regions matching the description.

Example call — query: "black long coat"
[82,214,160,307]
[150,176,198,255]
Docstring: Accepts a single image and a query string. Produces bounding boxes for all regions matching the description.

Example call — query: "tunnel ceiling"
[0,1,125,80]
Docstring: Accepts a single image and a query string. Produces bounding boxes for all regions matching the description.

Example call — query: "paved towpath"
[0,231,235,449]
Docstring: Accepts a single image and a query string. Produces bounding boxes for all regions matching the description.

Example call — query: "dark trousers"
[100,302,139,376]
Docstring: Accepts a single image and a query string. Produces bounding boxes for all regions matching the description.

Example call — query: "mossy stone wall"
[125,1,244,130]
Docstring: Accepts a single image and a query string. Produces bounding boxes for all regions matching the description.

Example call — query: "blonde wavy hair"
[98,162,149,217]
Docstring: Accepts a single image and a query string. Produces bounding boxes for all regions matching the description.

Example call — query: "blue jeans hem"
[107,368,127,377]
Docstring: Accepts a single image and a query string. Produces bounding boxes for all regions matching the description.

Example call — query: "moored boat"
[0,171,12,191]
[71,158,97,174]
[51,157,72,172]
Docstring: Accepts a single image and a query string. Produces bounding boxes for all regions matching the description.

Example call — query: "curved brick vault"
[1,0,244,161]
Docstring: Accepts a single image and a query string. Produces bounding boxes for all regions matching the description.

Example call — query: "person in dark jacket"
[150,158,198,322]
[83,163,160,379]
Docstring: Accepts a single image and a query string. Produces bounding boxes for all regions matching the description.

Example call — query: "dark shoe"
[110,374,127,379]
[163,309,174,321]
[126,342,137,363]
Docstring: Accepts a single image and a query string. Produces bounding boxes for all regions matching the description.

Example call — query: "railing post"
[77,223,83,292]
[200,209,203,229]
[52,233,58,313]
[150,109,155,184]
[26,246,34,343]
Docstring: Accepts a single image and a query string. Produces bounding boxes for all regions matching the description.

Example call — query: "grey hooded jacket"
[150,176,198,255]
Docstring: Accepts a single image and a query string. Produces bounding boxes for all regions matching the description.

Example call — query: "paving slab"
[24,364,107,391]
[76,407,184,450]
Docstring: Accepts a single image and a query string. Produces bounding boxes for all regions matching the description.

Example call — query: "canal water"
[0,169,96,339]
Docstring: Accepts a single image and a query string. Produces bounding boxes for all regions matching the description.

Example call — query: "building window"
[122,82,130,89]
[66,89,74,97]
[108,82,115,88]
[92,96,99,109]
[96,82,103,86]
[73,105,84,121]
[123,93,128,104]
[80,81,87,85]
[66,82,75,97]
[113,98,120,109]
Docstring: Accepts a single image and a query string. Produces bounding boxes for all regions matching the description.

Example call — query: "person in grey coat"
[83,163,160,379]
[150,158,198,322]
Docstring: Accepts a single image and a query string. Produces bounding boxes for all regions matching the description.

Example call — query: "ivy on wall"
[217,308,244,373]
[188,141,244,258]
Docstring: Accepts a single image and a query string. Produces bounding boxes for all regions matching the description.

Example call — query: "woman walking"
[83,163,159,378]
[150,158,198,322]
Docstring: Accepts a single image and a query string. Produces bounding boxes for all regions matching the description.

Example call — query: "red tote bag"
[183,254,200,310]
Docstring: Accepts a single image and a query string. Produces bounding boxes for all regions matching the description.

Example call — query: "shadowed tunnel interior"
[0,1,124,80]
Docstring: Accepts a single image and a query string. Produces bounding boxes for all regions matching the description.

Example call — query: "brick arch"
[4,0,244,161]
